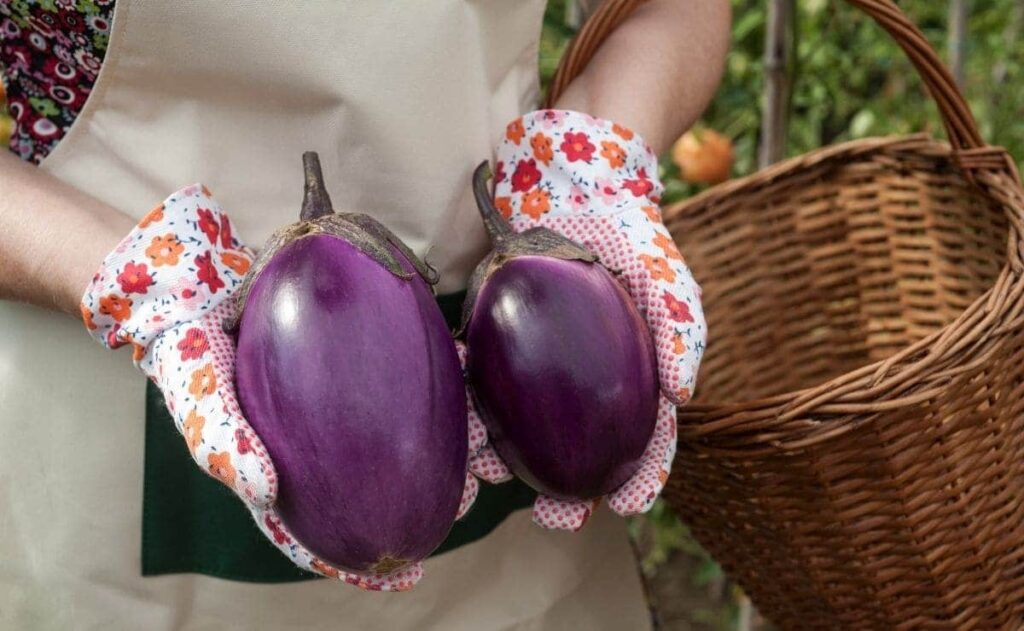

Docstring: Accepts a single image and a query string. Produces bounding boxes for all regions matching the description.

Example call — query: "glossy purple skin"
[235,235,467,573]
[466,255,659,500]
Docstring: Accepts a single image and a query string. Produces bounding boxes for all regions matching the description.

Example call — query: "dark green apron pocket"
[142,291,536,582]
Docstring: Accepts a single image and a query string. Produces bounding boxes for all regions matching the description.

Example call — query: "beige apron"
[0,1,652,629]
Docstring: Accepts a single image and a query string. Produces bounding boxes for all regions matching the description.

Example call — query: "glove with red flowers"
[80,185,275,507]
[80,185,476,591]
[480,109,707,531]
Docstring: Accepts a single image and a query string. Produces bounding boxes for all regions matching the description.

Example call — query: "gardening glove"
[80,185,476,591]
[80,185,276,508]
[486,109,707,531]
[456,340,515,490]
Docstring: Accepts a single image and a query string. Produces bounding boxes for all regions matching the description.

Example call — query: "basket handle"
[545,0,1018,181]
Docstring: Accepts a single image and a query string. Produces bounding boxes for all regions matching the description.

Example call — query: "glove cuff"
[80,184,252,354]
[493,109,663,223]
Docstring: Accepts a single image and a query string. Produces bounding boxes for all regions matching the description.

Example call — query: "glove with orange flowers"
[475,109,707,531]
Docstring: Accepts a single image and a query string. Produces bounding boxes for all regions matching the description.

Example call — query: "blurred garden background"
[2,1,1022,629]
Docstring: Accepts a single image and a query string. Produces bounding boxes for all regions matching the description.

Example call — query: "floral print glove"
[488,109,707,531]
[81,185,277,508]
[80,185,473,591]
[456,340,516,491]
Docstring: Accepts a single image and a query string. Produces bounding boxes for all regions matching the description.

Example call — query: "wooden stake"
[759,0,794,168]
[948,0,968,88]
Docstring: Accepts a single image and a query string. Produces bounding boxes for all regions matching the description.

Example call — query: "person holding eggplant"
[0,1,727,628]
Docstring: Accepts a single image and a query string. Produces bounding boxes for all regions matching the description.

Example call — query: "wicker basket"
[550,1,1024,629]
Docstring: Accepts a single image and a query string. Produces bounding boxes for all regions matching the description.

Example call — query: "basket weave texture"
[550,1,1024,629]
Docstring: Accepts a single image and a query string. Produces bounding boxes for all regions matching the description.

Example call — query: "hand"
[81,185,277,507]
[482,109,707,531]
[80,185,480,590]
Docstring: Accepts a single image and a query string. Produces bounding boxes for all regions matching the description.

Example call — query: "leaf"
[733,11,764,42]
[693,558,724,587]
[805,0,827,15]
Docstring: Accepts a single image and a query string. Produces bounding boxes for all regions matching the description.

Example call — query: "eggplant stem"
[473,161,515,245]
[300,151,334,221]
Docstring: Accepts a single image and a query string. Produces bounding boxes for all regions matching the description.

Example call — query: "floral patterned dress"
[0,0,114,163]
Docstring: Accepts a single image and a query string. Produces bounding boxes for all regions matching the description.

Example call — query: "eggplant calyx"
[498,226,598,263]
[296,152,436,285]
[339,212,440,286]
[224,214,438,333]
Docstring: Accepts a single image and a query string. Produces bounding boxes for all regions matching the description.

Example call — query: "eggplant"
[461,162,659,501]
[231,153,467,575]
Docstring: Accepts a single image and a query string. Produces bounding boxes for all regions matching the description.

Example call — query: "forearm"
[554,0,731,154]
[0,150,134,315]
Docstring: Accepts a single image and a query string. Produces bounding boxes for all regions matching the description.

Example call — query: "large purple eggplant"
[461,162,659,501]
[231,153,467,575]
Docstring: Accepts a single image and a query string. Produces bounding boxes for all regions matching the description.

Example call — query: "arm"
[554,0,732,154]
[0,150,134,314]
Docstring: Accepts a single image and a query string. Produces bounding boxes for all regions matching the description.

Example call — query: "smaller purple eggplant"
[461,162,660,501]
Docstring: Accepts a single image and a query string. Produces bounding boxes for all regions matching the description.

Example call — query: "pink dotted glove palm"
[478,109,707,531]
[81,185,477,591]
